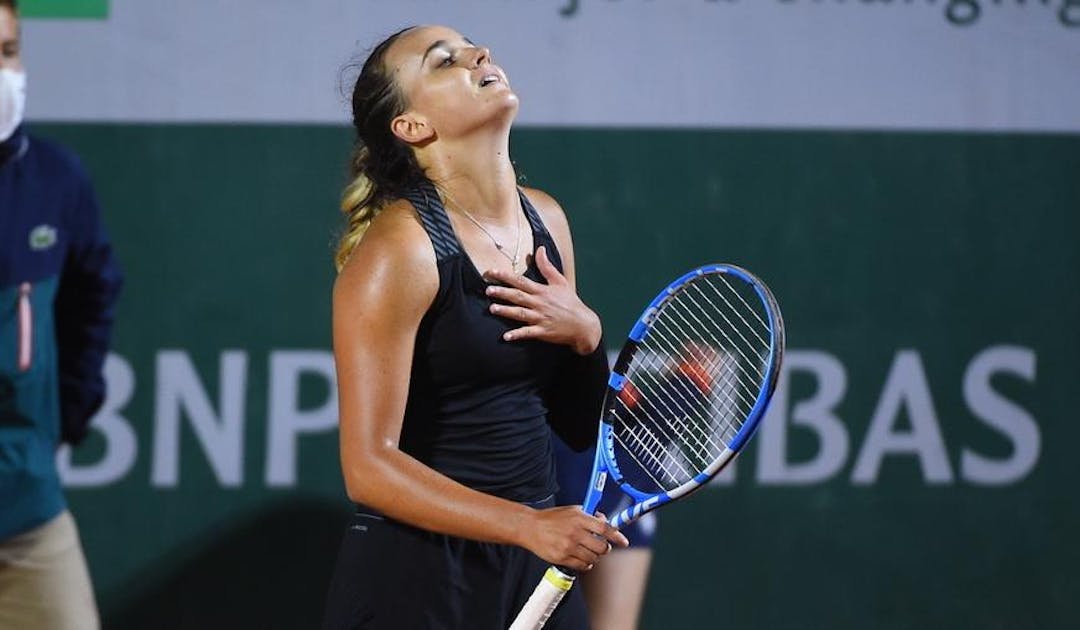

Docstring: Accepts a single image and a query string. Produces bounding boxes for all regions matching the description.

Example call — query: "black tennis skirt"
[322,497,588,630]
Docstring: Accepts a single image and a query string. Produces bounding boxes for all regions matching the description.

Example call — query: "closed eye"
[421,37,473,69]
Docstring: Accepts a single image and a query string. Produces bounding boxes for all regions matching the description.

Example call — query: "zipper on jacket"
[17,282,32,372]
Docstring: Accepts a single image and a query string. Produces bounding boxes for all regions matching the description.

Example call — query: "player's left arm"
[486,187,608,451]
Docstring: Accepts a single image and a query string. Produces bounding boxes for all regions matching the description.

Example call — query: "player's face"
[384,25,518,141]
[0,7,21,73]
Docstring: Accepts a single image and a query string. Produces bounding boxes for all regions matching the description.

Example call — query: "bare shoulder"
[521,186,572,247]
[334,198,438,317]
[521,186,580,284]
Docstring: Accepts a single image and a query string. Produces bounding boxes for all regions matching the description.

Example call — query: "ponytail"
[334,150,376,271]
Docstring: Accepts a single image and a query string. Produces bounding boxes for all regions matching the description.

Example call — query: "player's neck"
[425,135,518,222]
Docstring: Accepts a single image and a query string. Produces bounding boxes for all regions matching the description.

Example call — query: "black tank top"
[398,179,565,503]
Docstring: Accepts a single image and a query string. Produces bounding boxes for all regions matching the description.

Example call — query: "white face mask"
[0,68,27,142]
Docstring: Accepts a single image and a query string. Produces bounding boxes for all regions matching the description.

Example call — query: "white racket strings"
[611,273,773,493]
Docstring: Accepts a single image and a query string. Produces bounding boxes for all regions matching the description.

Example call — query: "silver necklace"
[440,187,524,274]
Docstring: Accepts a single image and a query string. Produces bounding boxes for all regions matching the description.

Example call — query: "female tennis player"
[323,25,628,629]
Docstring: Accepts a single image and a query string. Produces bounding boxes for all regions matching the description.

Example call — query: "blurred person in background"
[554,342,727,628]
[553,435,655,630]
[0,0,122,627]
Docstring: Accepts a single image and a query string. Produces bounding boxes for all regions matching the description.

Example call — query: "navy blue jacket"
[0,127,122,539]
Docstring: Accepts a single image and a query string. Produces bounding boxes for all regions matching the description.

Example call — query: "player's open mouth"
[479,74,501,87]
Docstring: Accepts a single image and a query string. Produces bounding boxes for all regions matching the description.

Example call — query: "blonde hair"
[334,157,378,271]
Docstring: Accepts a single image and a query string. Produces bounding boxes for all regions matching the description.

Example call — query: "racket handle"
[507,566,576,630]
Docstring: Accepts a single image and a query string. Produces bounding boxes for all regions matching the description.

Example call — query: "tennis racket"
[508,263,785,630]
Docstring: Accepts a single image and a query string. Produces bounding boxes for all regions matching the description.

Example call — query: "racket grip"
[507,566,576,630]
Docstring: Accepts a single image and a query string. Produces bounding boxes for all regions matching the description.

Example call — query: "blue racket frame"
[579,263,785,529]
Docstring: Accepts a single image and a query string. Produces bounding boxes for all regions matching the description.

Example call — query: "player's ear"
[391,112,435,145]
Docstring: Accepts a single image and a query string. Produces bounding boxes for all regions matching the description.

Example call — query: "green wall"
[35,124,1080,628]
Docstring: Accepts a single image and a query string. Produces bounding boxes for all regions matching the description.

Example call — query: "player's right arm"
[333,200,627,571]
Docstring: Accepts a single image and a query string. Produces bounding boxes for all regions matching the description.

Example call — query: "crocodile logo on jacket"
[29,225,58,251]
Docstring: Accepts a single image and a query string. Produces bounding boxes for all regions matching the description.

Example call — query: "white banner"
[21,0,1080,130]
